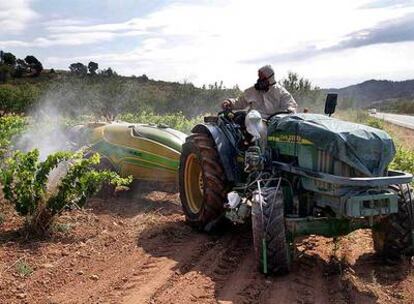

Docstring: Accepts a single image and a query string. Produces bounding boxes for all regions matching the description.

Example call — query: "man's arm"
[279,86,297,113]
[222,94,249,110]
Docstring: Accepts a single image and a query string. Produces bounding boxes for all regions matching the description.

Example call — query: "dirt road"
[1,183,413,304]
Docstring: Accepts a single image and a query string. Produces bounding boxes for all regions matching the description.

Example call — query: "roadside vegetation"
[337,110,414,181]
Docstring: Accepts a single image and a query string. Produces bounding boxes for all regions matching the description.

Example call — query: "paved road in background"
[372,112,414,130]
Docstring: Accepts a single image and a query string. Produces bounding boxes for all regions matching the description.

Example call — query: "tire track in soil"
[263,237,334,304]
[114,229,212,304]
[147,229,253,304]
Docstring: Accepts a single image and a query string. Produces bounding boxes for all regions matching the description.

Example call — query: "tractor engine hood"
[268,114,396,177]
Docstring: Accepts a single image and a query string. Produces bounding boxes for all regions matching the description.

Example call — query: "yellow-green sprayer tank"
[73,121,187,183]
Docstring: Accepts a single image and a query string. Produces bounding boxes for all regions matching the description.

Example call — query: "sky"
[1,0,414,89]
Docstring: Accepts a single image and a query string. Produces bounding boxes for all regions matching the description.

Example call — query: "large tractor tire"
[252,186,292,274]
[179,133,227,231]
[373,184,414,259]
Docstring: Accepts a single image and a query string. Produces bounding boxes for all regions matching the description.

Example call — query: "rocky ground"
[1,182,413,304]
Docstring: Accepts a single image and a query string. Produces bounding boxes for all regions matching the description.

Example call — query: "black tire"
[373,184,414,259]
[252,186,292,274]
[179,133,227,231]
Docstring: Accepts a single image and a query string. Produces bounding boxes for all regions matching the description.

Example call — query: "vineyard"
[1,102,414,303]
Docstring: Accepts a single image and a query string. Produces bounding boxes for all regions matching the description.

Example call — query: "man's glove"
[221,99,232,110]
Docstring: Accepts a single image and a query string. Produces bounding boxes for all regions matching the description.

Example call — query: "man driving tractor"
[221,65,297,118]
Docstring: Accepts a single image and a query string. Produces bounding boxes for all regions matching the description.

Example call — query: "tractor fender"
[192,123,237,182]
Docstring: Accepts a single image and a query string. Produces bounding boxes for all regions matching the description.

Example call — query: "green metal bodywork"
[78,122,187,182]
[263,114,407,237]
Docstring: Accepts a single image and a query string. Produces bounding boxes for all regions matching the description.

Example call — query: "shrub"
[366,118,384,130]
[390,146,414,180]
[0,149,132,235]
[118,111,204,134]
[15,260,33,277]
[0,84,40,112]
[0,114,27,157]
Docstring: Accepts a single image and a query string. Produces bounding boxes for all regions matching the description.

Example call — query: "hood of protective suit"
[259,65,276,86]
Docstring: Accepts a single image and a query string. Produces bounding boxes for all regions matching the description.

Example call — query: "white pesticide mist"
[14,102,74,161]
[12,77,138,160]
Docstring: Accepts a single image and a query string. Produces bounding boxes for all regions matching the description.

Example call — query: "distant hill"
[325,79,414,108]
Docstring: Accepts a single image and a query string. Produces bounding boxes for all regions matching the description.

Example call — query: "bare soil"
[1,182,413,304]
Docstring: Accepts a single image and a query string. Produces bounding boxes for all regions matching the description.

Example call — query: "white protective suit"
[227,65,297,118]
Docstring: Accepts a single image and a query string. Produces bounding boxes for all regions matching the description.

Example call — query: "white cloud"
[4,0,414,87]
[0,0,38,33]
[0,30,147,48]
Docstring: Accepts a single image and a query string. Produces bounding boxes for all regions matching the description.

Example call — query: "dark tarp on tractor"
[268,114,396,177]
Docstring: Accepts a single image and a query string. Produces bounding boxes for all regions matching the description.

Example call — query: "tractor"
[179,94,413,274]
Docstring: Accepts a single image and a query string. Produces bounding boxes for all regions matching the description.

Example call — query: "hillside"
[325,79,414,108]
[0,71,241,117]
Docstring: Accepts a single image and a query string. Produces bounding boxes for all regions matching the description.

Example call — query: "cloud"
[0,0,38,34]
[360,0,414,9]
[3,0,414,88]
[245,13,414,64]
[0,31,147,48]
[335,13,414,48]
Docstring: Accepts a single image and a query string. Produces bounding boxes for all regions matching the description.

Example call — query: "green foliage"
[377,99,414,114]
[69,62,88,76]
[118,111,204,133]
[24,55,43,76]
[0,114,27,157]
[366,118,384,130]
[51,223,72,233]
[0,84,40,112]
[3,52,16,66]
[15,260,33,277]
[282,71,312,93]
[280,72,322,112]
[0,64,12,83]
[336,110,369,124]
[390,146,414,180]
[0,149,132,234]
[88,61,99,75]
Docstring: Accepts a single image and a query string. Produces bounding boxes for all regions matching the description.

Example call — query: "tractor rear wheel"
[373,184,414,259]
[179,133,227,231]
[252,186,292,274]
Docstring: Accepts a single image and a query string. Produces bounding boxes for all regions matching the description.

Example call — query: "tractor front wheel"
[373,184,414,259]
[179,133,227,231]
[252,186,292,274]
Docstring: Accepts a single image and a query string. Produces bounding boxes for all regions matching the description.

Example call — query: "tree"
[99,67,116,77]
[281,72,313,95]
[280,72,321,111]
[24,55,43,77]
[13,59,28,78]
[69,62,88,76]
[0,65,12,83]
[3,52,16,66]
[88,61,99,75]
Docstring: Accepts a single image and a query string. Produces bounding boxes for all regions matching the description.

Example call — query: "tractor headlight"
[245,110,267,142]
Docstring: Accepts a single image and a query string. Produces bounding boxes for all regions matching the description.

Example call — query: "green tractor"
[179,94,413,274]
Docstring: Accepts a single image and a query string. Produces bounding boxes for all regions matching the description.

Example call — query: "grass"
[51,223,72,233]
[15,260,33,277]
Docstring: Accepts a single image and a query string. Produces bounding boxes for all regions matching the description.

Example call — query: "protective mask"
[254,78,270,92]
[254,72,274,92]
